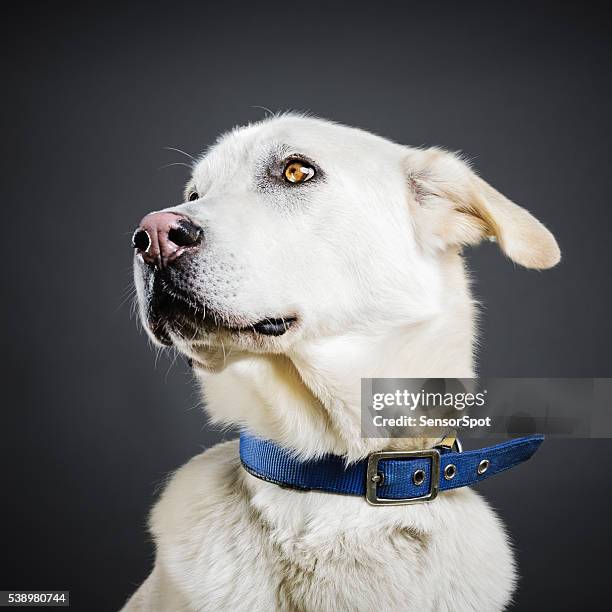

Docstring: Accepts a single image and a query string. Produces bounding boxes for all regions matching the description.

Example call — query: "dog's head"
[133,115,558,371]
[133,115,560,456]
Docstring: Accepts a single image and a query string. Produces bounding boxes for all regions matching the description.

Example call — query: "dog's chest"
[150,441,515,612]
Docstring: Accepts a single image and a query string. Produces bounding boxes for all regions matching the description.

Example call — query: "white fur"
[125,115,559,611]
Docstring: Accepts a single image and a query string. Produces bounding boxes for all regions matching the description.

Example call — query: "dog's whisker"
[158,162,193,171]
[250,105,275,118]
[165,348,180,382]
[163,146,197,162]
[115,286,138,312]
[129,295,139,318]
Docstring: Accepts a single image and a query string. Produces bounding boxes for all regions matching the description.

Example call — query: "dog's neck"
[198,253,475,461]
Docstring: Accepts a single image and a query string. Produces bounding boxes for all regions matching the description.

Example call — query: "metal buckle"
[365,449,441,506]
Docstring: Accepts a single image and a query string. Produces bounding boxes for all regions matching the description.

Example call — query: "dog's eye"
[283,160,315,184]
[188,191,199,201]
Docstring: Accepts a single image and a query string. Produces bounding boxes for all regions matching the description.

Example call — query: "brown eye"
[188,191,199,201]
[283,160,315,184]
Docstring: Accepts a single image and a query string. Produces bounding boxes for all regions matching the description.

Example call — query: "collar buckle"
[365,449,441,506]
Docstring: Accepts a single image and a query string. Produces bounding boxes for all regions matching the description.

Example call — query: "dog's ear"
[404,147,560,269]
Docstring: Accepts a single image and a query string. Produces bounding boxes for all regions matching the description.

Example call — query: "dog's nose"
[132,212,203,268]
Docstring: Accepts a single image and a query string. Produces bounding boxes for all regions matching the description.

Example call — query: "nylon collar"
[239,432,544,506]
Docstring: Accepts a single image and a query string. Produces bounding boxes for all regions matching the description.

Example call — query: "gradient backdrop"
[3,1,611,610]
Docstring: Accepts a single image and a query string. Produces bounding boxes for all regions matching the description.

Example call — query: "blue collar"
[239,433,544,506]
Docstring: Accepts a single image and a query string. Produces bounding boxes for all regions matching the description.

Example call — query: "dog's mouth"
[146,278,297,346]
[247,317,298,336]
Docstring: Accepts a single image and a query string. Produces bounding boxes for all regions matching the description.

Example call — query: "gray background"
[2,1,610,610]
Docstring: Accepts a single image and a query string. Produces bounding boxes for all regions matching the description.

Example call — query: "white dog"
[124,115,559,611]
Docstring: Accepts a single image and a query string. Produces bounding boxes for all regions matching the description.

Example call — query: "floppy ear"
[405,147,560,269]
